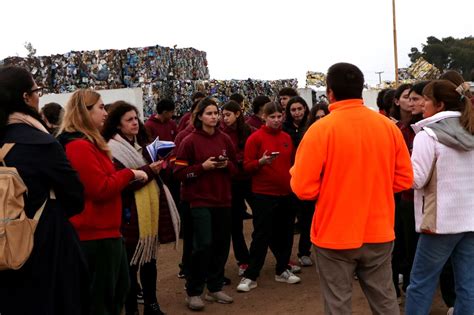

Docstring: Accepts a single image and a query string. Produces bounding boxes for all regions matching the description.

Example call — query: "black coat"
[0,124,89,315]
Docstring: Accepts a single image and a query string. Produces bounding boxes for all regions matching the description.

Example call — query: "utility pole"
[375,71,384,85]
[392,0,399,87]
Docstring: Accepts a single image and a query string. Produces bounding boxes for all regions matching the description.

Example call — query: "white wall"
[298,87,379,111]
[362,89,379,111]
[297,88,314,108]
[39,88,145,119]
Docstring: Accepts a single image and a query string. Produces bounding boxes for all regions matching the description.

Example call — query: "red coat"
[62,138,134,240]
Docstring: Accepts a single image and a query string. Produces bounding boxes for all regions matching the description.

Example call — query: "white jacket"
[411,111,474,234]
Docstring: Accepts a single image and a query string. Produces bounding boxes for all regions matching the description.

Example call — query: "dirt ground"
[151,219,448,315]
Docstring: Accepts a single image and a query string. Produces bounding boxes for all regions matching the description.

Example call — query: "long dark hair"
[102,101,149,146]
[0,66,44,135]
[390,84,412,120]
[192,97,218,130]
[285,96,309,127]
[222,100,252,149]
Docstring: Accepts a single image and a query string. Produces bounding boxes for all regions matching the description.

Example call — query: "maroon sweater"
[397,120,415,201]
[174,129,237,208]
[177,112,192,133]
[144,115,177,141]
[221,123,256,180]
[246,114,264,130]
[244,126,293,196]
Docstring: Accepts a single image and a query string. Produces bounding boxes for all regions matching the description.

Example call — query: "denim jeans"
[405,232,474,315]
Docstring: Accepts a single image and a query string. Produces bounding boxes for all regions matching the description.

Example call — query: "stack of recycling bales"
[0,44,296,118]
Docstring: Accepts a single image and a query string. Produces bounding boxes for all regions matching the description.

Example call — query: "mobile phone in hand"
[214,155,229,162]
[270,151,280,157]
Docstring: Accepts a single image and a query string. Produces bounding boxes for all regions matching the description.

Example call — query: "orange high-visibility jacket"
[290,99,413,249]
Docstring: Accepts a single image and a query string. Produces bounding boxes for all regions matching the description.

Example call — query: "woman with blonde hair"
[57,89,148,315]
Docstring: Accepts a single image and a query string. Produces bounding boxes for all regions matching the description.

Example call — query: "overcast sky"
[1,0,472,87]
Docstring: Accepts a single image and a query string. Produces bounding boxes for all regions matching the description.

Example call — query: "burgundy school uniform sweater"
[174,128,237,208]
[246,114,264,130]
[171,124,196,202]
[244,125,293,196]
[177,112,192,133]
[174,124,195,150]
[397,120,416,201]
[144,115,177,141]
[221,123,256,180]
[61,137,134,241]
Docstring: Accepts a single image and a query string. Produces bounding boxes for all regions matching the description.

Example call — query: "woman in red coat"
[57,89,148,315]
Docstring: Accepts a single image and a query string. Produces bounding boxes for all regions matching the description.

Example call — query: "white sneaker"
[186,295,205,310]
[205,291,234,304]
[236,277,257,292]
[447,307,454,315]
[298,255,313,266]
[275,270,301,284]
[238,264,248,277]
[288,261,301,274]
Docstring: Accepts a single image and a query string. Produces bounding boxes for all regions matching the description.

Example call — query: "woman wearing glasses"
[57,89,148,315]
[0,66,88,315]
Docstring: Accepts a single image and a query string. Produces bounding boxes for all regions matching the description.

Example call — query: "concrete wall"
[39,88,145,119]
[298,87,379,111]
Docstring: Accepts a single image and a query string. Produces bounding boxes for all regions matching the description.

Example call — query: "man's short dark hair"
[252,95,271,114]
[229,93,244,104]
[156,99,175,114]
[41,102,63,125]
[326,63,364,100]
[278,87,298,97]
[192,91,206,102]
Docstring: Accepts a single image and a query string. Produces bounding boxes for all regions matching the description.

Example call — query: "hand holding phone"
[214,155,228,168]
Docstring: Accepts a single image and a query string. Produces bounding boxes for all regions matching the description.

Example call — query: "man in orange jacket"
[290,63,413,315]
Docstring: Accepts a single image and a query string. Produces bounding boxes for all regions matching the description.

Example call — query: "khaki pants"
[314,242,399,315]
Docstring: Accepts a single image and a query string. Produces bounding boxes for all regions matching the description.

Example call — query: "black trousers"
[186,207,231,296]
[231,180,252,265]
[179,201,193,277]
[291,195,315,257]
[392,198,418,295]
[124,249,158,313]
[244,194,295,280]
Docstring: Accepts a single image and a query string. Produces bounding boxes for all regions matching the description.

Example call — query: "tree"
[409,36,474,80]
[24,42,36,58]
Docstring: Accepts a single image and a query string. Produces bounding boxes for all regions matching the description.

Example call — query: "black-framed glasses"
[30,87,43,97]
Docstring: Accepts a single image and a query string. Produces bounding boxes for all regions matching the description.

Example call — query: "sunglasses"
[30,87,43,97]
